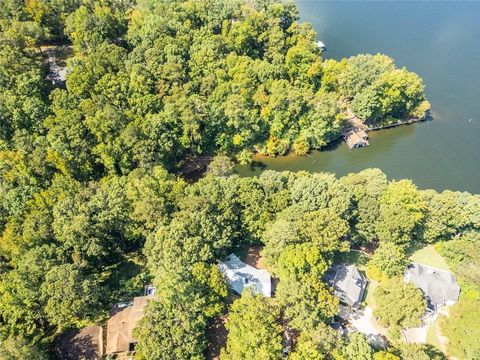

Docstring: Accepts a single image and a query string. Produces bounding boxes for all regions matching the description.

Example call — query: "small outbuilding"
[317,40,326,50]
[218,254,272,297]
[325,264,368,308]
[404,263,460,310]
[344,130,370,149]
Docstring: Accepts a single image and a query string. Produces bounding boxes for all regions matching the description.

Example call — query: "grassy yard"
[334,250,370,270]
[409,245,450,271]
[364,279,379,308]
[426,320,442,349]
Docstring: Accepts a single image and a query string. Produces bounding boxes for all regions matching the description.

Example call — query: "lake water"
[237,1,480,194]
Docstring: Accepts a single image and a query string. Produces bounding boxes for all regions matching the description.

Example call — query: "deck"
[343,109,370,149]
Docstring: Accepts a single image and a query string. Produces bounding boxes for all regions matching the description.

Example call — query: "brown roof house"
[106,296,153,355]
[55,326,103,360]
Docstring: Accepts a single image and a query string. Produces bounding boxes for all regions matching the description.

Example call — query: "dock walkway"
[343,109,370,149]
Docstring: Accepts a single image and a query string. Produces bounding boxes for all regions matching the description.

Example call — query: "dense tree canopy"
[344,332,374,360]
[374,279,426,338]
[221,289,282,360]
[439,300,480,359]
[0,0,475,358]
[367,242,408,280]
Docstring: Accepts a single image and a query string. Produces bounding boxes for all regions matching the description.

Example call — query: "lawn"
[426,320,442,349]
[364,279,379,308]
[334,250,370,270]
[409,245,450,271]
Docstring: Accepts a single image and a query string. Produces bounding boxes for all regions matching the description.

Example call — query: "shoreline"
[251,112,430,161]
[365,115,429,132]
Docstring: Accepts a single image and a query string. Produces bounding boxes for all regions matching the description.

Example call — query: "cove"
[236,1,480,194]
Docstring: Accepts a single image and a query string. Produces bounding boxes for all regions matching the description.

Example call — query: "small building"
[218,254,272,297]
[106,295,153,355]
[144,284,156,296]
[325,264,368,308]
[344,130,370,149]
[55,326,103,360]
[404,263,460,310]
[317,40,326,50]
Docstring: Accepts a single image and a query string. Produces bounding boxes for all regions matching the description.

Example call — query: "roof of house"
[106,296,153,354]
[218,254,271,297]
[405,263,460,306]
[55,326,102,360]
[325,264,367,308]
[344,130,369,149]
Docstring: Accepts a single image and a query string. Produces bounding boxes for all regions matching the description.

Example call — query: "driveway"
[339,305,388,347]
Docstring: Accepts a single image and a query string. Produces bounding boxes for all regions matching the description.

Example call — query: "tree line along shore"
[2,1,478,360]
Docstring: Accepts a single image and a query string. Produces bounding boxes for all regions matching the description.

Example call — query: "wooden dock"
[343,109,370,149]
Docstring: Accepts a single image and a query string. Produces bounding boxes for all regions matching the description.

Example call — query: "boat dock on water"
[344,130,370,149]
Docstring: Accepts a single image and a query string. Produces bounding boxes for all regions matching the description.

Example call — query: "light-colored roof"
[218,254,271,297]
[326,264,367,308]
[106,296,153,354]
[405,263,460,306]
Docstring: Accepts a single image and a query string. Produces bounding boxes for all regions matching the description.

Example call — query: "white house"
[218,254,272,297]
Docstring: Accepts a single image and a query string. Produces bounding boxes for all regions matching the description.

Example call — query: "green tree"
[290,172,352,216]
[221,289,282,360]
[134,299,207,360]
[340,168,388,243]
[0,29,47,145]
[374,279,426,338]
[421,190,467,243]
[437,231,480,297]
[344,332,373,360]
[66,3,126,52]
[126,166,183,237]
[367,243,408,281]
[376,180,425,247]
[0,245,60,340]
[0,335,47,360]
[52,178,134,269]
[439,300,480,359]
[289,323,343,360]
[352,67,426,123]
[297,208,350,252]
[237,177,275,243]
[276,277,338,331]
[274,243,330,281]
[338,54,396,99]
[40,264,101,327]
[373,351,400,360]
[395,344,445,360]
[207,155,236,177]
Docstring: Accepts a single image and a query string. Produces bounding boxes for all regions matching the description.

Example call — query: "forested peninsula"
[1,1,478,360]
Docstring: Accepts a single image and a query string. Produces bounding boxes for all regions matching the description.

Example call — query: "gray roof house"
[325,264,368,308]
[405,263,460,308]
[218,254,271,297]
